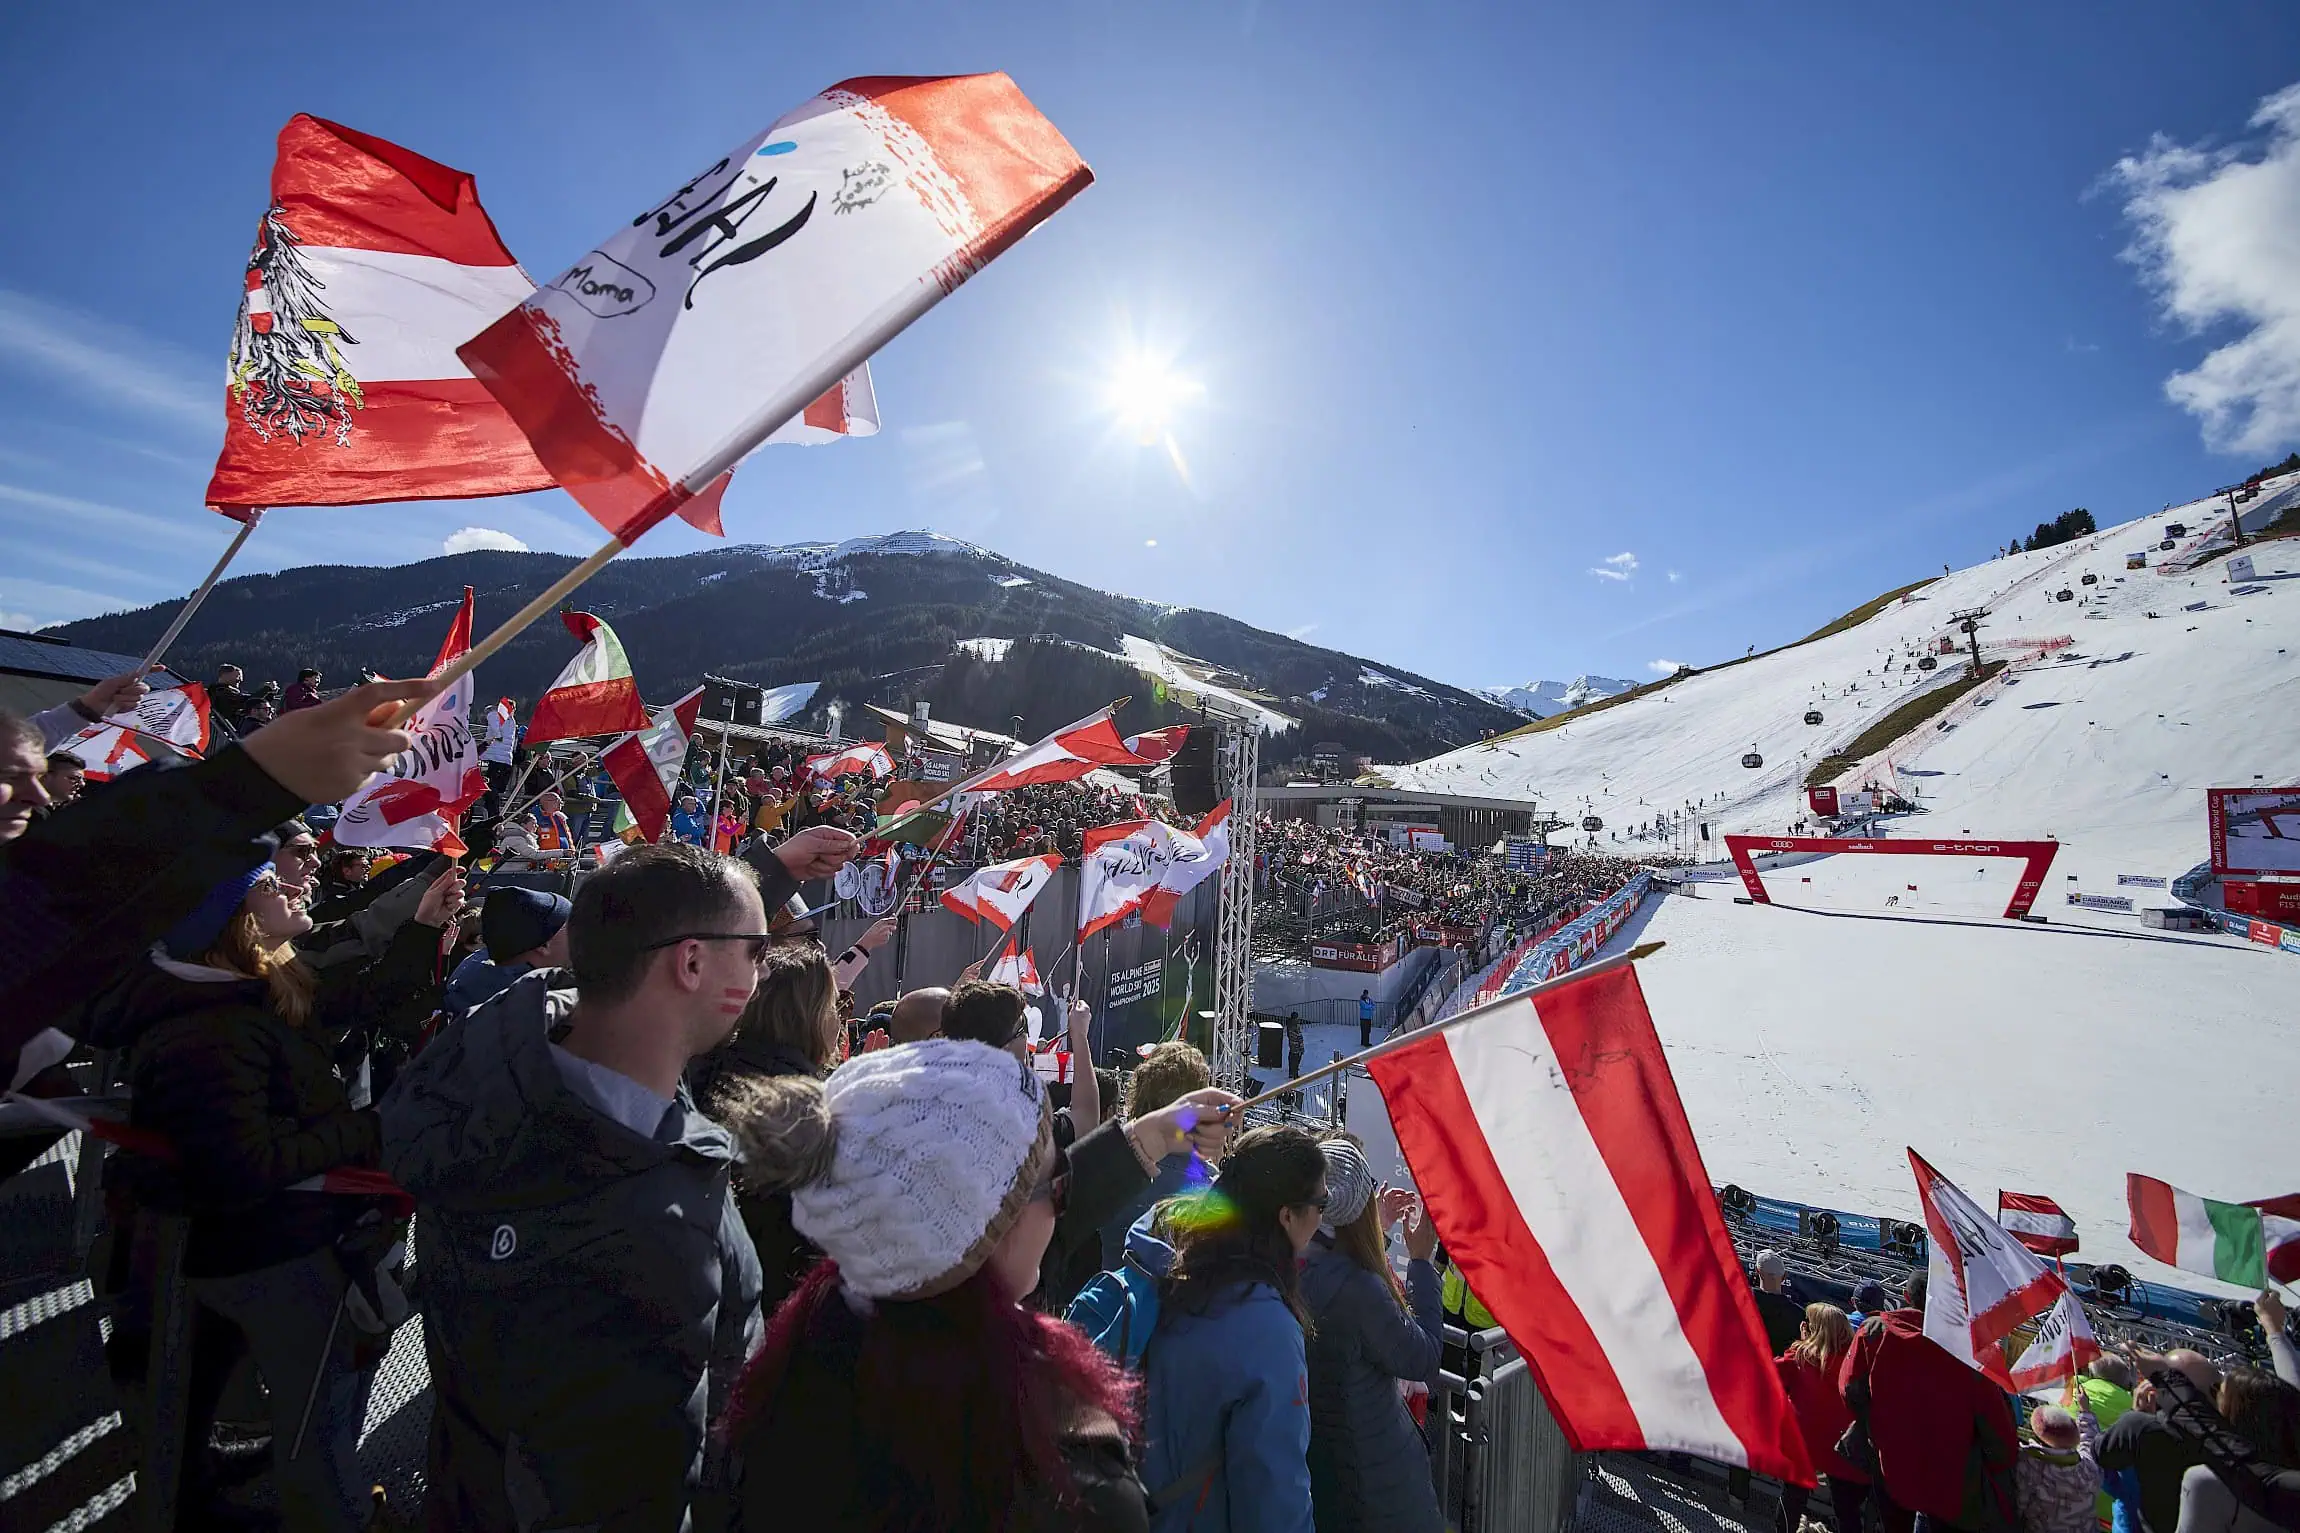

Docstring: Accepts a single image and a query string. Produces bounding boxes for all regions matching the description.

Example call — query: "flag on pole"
[1364,964,1810,1479]
[1997,1191,2079,1258]
[1914,1152,2099,1389]
[206,115,877,526]
[804,741,895,782]
[761,681,820,723]
[2127,1176,2300,1286]
[1142,800,1231,928]
[602,687,705,845]
[969,706,1163,793]
[61,683,215,781]
[524,611,650,742]
[941,852,1061,930]
[1121,725,1191,763]
[205,116,558,514]
[1077,815,1226,939]
[459,73,1089,544]
[988,949,1044,995]
[332,589,485,853]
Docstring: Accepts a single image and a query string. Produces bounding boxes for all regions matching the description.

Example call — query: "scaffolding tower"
[1208,706,1261,1091]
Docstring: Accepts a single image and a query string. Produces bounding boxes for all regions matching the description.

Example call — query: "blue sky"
[4,3,2298,693]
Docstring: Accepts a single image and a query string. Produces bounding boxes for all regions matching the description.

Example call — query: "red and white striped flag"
[602,687,704,845]
[1997,1190,2079,1258]
[332,589,485,854]
[1121,725,1191,763]
[805,741,895,783]
[205,115,875,526]
[1916,1153,2098,1389]
[988,948,1044,995]
[1366,963,1810,1480]
[941,852,1060,930]
[525,611,650,743]
[205,116,558,515]
[460,73,1087,544]
[61,683,214,781]
[1077,812,1227,938]
[971,706,1159,793]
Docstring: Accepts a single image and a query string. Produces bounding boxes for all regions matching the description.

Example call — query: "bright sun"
[1107,355,1203,442]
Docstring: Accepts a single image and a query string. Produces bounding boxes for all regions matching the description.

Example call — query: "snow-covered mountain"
[1476,674,1638,718]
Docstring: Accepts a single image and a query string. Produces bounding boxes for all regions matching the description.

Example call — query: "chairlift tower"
[1206,700,1261,1091]
[1950,606,1991,678]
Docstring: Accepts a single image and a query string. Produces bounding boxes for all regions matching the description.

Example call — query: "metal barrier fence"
[1430,1324,1585,1533]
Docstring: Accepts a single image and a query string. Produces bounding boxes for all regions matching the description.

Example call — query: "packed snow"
[955,636,1016,663]
[1359,667,1433,697]
[1118,634,1298,734]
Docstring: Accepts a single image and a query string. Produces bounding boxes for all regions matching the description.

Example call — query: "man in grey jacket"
[382,843,776,1531]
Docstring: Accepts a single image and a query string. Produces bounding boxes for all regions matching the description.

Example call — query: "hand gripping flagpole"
[1229,942,1665,1113]
[138,509,265,676]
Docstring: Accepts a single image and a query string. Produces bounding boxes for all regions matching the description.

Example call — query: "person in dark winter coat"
[689,943,844,1313]
[0,679,428,1074]
[1299,1138,1443,1533]
[2097,1346,2224,1533]
[719,1041,1150,1532]
[104,855,461,1532]
[1139,1124,1329,1533]
[1839,1273,2018,1533]
[380,844,771,1532]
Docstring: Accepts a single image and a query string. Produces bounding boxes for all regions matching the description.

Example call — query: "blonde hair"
[1786,1302,1853,1373]
[203,907,317,1025]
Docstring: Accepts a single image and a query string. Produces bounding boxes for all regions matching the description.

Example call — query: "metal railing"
[1430,1324,1585,1533]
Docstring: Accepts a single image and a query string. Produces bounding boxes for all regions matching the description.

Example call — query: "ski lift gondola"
[1916,655,1938,671]
[1803,709,1823,725]
[1581,815,1603,832]
[1741,750,1764,769]
[2080,572,2098,586]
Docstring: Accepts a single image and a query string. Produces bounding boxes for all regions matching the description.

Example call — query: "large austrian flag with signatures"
[459,73,1090,544]
[1366,965,1810,1481]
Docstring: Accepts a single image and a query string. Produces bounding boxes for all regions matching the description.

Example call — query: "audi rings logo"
[489,1224,517,1261]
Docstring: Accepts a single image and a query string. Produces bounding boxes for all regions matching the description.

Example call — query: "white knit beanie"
[790,1038,1055,1300]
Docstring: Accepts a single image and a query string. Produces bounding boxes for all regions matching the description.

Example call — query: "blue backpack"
[1065,1251,1162,1369]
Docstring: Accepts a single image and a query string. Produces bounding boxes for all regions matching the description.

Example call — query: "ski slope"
[1384,480,2300,887]
[1351,482,2300,1296]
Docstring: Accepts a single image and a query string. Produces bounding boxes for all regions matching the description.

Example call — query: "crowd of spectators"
[1252,813,1654,949]
[5,664,2297,1533]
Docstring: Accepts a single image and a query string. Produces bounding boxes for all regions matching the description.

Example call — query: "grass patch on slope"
[1787,577,1938,647]
[1803,660,2004,787]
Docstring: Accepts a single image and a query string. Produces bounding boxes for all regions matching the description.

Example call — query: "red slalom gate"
[1724,835,2060,920]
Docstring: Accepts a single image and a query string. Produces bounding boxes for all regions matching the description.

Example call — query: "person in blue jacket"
[1140,1124,1328,1533]
[1298,1138,1444,1533]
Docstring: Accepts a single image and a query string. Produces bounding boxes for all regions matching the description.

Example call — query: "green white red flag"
[602,686,705,844]
[525,610,649,743]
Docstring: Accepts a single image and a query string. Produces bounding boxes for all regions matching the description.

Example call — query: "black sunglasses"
[643,932,775,963]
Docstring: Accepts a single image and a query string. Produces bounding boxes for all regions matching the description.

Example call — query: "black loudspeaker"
[1171,726,1219,816]
[700,676,765,728]
[1256,1020,1285,1069]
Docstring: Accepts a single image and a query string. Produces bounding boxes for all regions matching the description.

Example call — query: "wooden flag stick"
[1230,943,1666,1113]
[139,509,265,676]
[388,535,624,725]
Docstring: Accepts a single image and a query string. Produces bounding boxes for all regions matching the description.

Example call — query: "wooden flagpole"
[1230,943,1664,1113]
[139,509,265,676]
[388,538,622,725]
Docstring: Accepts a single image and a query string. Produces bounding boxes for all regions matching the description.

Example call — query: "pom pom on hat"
[785,1039,1052,1300]
[1317,1138,1376,1231]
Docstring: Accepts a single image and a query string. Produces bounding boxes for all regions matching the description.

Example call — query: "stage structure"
[1208,700,1262,1091]
[1724,835,2059,920]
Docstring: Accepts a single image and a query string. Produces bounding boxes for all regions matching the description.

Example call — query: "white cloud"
[0,609,42,631]
[1666,569,1683,583]
[1648,658,1687,674]
[0,288,214,430]
[444,526,530,555]
[1589,551,1639,582]
[2111,82,2300,454]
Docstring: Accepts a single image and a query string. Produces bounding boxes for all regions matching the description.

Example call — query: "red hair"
[724,1259,1138,1528]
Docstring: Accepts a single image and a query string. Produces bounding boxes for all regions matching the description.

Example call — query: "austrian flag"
[1997,1191,2079,1258]
[1366,963,1810,1480]
[941,853,1060,931]
[332,588,485,854]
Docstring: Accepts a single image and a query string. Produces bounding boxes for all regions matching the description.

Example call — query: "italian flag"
[2127,1175,2300,1286]
[525,611,649,743]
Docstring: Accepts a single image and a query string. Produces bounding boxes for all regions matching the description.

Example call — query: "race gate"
[1723,835,2059,920]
